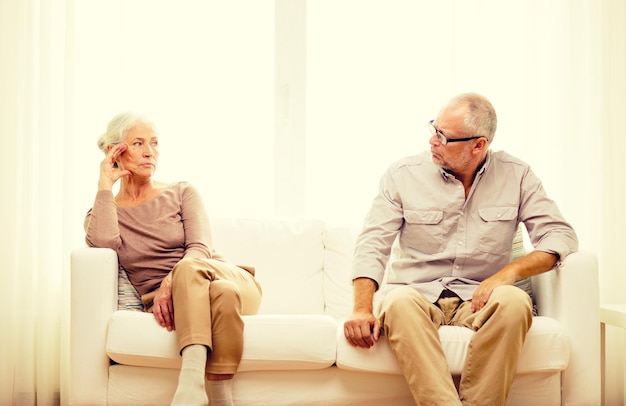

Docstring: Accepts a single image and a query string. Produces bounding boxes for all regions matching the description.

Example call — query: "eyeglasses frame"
[428,119,485,145]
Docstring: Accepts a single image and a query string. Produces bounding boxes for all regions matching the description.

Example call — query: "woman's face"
[117,122,159,178]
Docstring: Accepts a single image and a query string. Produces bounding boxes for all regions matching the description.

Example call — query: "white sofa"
[68,217,601,405]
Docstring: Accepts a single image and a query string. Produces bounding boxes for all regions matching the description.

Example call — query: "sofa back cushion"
[210,217,326,315]
[322,226,360,319]
[118,219,530,317]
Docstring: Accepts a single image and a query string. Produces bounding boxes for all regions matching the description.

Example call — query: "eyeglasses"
[428,120,484,145]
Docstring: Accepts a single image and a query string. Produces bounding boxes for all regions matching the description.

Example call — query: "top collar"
[438,150,492,181]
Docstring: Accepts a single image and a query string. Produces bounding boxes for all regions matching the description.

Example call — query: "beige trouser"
[143,258,262,375]
[377,285,532,406]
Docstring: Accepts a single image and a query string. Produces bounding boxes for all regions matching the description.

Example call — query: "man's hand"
[344,310,381,349]
[470,273,514,313]
[345,277,380,348]
[471,251,558,312]
[152,273,175,331]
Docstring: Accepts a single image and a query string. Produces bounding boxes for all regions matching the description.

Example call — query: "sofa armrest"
[69,247,118,405]
[531,250,600,406]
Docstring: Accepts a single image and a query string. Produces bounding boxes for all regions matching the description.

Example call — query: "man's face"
[429,107,474,174]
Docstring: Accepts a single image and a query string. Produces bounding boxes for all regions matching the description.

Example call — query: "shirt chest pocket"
[402,209,445,255]
[478,206,518,254]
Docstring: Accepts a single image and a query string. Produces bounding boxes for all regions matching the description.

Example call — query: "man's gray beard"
[430,154,446,170]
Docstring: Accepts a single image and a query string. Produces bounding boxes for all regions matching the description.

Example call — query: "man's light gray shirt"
[351,150,579,302]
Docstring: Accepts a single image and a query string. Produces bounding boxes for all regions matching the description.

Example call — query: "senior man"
[343,93,578,406]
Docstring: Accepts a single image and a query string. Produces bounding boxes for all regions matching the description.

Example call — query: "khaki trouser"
[377,285,532,406]
[142,257,262,375]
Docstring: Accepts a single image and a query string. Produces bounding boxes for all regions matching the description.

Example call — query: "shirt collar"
[476,150,492,177]
[439,167,453,181]
[438,150,492,181]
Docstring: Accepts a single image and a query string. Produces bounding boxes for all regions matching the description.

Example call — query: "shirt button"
[455,265,460,270]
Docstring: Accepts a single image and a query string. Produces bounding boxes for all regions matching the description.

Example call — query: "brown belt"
[439,289,458,299]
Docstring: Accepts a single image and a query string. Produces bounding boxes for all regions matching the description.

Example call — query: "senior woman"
[84,112,262,406]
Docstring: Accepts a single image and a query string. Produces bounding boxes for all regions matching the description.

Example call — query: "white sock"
[171,345,209,406]
[207,379,235,406]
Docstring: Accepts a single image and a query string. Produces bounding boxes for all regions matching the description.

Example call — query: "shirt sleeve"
[519,167,579,261]
[84,189,122,249]
[350,167,404,288]
[179,183,214,260]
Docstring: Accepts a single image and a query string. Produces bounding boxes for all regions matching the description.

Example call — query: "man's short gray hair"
[447,93,497,143]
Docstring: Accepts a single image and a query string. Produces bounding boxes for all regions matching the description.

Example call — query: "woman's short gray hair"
[97,112,155,154]
[448,93,497,143]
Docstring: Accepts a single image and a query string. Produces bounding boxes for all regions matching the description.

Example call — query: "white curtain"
[0,0,73,405]
[1,0,622,404]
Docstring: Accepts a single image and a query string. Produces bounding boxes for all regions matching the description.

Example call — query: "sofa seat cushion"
[107,311,338,371]
[336,316,569,375]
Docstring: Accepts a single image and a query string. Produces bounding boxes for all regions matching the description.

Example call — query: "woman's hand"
[98,143,130,190]
[152,273,175,331]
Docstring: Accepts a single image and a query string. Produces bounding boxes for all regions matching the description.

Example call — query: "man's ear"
[473,137,488,152]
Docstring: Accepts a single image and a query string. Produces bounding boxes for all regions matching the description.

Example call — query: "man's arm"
[468,162,579,313]
[343,277,381,348]
[471,250,558,312]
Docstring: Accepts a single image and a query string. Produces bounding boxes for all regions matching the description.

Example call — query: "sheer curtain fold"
[1,0,72,405]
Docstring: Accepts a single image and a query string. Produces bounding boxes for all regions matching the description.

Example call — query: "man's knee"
[490,285,533,318]
[380,287,439,323]
[383,286,423,308]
